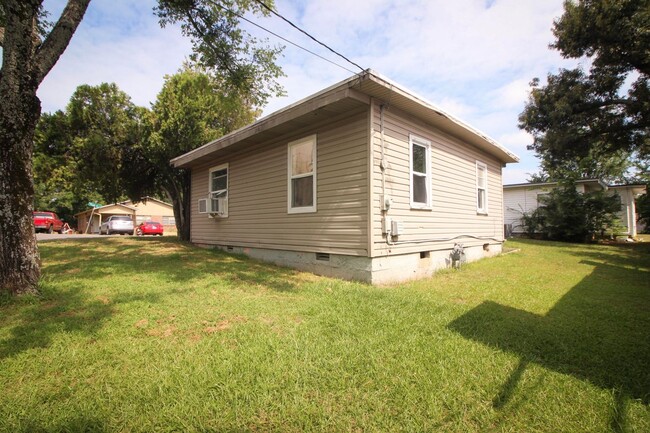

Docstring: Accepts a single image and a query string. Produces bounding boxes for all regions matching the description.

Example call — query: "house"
[503,180,646,237]
[120,197,177,233]
[75,197,176,234]
[171,70,519,284]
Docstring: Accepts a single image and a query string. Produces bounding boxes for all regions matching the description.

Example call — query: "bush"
[532,183,621,242]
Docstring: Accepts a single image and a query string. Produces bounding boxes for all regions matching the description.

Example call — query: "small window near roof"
[288,135,317,213]
[476,161,488,214]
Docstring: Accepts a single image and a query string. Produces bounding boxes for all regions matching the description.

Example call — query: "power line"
[208,0,360,74]
[251,0,366,73]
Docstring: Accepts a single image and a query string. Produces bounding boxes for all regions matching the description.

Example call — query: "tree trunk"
[0,2,43,295]
[166,170,191,241]
[1,0,90,295]
[0,110,41,295]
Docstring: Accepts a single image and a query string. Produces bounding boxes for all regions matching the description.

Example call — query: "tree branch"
[0,27,5,47]
[34,0,91,84]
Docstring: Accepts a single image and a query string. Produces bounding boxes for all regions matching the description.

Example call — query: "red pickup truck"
[33,211,65,234]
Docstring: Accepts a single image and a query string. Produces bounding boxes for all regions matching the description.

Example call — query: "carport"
[75,204,136,234]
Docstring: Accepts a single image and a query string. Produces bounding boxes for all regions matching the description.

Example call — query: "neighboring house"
[75,197,176,234]
[120,197,177,233]
[503,180,647,237]
[171,70,519,284]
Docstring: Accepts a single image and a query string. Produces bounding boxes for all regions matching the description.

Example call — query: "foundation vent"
[316,253,331,261]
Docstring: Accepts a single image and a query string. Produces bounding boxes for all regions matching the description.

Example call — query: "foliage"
[0,0,284,295]
[1,238,649,431]
[519,0,650,180]
[155,0,284,105]
[121,66,260,240]
[67,83,147,203]
[637,192,650,232]
[518,207,545,237]
[32,83,146,225]
[526,171,551,183]
[533,183,621,242]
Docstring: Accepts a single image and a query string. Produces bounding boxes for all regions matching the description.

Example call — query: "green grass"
[1,238,649,432]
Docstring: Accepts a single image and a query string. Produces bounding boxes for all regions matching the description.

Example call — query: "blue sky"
[39,0,577,183]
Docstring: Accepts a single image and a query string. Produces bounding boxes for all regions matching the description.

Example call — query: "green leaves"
[532,183,622,242]
[520,0,650,180]
[154,0,284,106]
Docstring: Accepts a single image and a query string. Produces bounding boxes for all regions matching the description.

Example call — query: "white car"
[100,215,134,235]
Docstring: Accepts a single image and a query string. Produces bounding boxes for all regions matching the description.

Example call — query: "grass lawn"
[1,238,649,432]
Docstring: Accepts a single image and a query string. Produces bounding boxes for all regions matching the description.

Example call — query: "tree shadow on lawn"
[448,245,650,429]
[0,238,305,361]
[39,237,303,291]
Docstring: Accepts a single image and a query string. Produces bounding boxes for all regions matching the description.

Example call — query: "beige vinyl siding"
[370,101,505,256]
[190,110,369,255]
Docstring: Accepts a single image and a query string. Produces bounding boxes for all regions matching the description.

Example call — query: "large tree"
[124,67,258,240]
[67,83,147,204]
[0,0,282,295]
[519,0,649,180]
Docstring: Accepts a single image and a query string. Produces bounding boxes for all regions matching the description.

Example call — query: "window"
[209,163,229,216]
[476,161,488,214]
[288,135,317,213]
[136,215,152,224]
[409,135,431,209]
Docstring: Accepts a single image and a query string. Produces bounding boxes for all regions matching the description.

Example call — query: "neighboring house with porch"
[75,197,175,234]
[171,70,519,284]
[503,180,646,237]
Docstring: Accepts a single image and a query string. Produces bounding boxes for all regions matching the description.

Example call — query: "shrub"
[534,183,621,242]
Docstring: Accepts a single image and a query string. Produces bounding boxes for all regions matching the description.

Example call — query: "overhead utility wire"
[251,0,366,73]
[210,1,359,74]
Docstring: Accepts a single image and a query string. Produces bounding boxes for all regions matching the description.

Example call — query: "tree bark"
[166,170,191,241]
[0,0,90,295]
[0,2,43,294]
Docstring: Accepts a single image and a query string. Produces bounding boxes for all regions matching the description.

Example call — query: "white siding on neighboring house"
[504,182,645,236]
[503,186,552,232]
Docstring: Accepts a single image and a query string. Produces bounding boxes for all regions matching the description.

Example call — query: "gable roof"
[119,196,173,208]
[74,203,135,217]
[171,70,519,169]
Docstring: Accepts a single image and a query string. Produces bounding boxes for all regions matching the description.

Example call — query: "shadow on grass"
[448,243,650,429]
[40,237,303,291]
[0,238,306,361]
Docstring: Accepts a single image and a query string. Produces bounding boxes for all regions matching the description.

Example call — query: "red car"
[33,211,65,234]
[136,221,163,236]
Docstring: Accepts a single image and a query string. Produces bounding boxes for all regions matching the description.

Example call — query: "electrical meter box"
[391,220,404,236]
[382,217,392,234]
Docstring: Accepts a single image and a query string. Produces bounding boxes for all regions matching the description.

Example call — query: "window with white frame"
[288,135,317,213]
[209,163,228,213]
[476,161,488,214]
[410,135,432,209]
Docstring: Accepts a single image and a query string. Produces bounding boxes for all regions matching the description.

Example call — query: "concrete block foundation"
[201,242,503,285]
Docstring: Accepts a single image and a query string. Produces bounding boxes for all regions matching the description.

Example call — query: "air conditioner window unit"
[198,197,227,217]
[198,198,208,214]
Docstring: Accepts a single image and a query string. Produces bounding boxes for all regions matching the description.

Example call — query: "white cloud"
[497,130,533,152]
[503,167,535,185]
[36,0,576,179]
[39,0,191,112]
